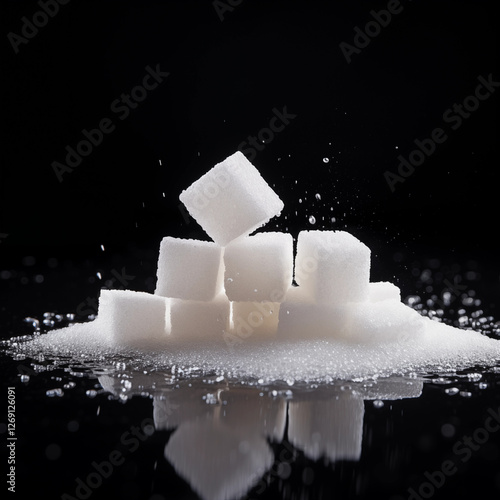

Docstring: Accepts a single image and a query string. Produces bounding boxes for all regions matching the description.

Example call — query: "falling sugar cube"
[97,289,168,346]
[179,151,284,246]
[224,232,293,302]
[295,230,371,304]
[155,236,224,301]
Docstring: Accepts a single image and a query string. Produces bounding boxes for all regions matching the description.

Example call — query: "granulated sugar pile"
[13,152,500,382]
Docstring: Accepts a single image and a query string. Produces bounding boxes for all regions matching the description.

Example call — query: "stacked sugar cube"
[95,151,423,346]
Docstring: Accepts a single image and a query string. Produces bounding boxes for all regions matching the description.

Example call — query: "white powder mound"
[21,316,500,383]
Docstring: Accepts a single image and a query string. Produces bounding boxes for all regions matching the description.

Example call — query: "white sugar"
[96,289,168,347]
[295,230,371,303]
[368,281,401,302]
[223,232,293,302]
[155,236,224,301]
[13,151,500,383]
[341,301,425,343]
[25,315,500,383]
[169,294,230,343]
[179,152,284,246]
[277,293,350,340]
[231,301,280,338]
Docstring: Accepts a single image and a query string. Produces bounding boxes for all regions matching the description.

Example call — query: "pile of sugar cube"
[96,151,424,347]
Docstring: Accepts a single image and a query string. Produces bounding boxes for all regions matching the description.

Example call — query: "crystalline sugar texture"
[277,286,422,343]
[97,289,167,345]
[277,301,350,339]
[155,236,223,301]
[224,232,293,302]
[169,294,230,341]
[368,282,401,302]
[341,301,426,343]
[179,151,284,246]
[231,301,281,338]
[295,230,371,303]
[277,287,350,339]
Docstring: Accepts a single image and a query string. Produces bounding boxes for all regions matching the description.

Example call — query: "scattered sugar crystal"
[224,232,293,302]
[368,282,401,302]
[231,301,280,338]
[169,294,230,342]
[97,289,168,346]
[179,152,284,246]
[295,230,371,303]
[155,237,223,301]
[359,377,423,400]
[46,388,64,397]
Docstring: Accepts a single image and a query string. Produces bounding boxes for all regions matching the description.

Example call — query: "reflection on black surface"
[98,373,423,500]
[155,388,285,500]
[165,421,272,500]
[288,392,364,462]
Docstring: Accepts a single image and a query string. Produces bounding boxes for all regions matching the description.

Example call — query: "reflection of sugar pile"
[159,380,423,500]
[27,152,500,380]
[288,393,365,462]
[98,372,423,500]
[157,388,285,500]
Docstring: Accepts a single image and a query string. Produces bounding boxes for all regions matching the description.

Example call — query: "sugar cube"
[97,289,167,345]
[155,236,223,301]
[224,232,293,302]
[169,294,230,341]
[368,281,401,302]
[277,286,349,339]
[341,301,425,343]
[231,301,281,338]
[295,230,371,303]
[179,152,284,246]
